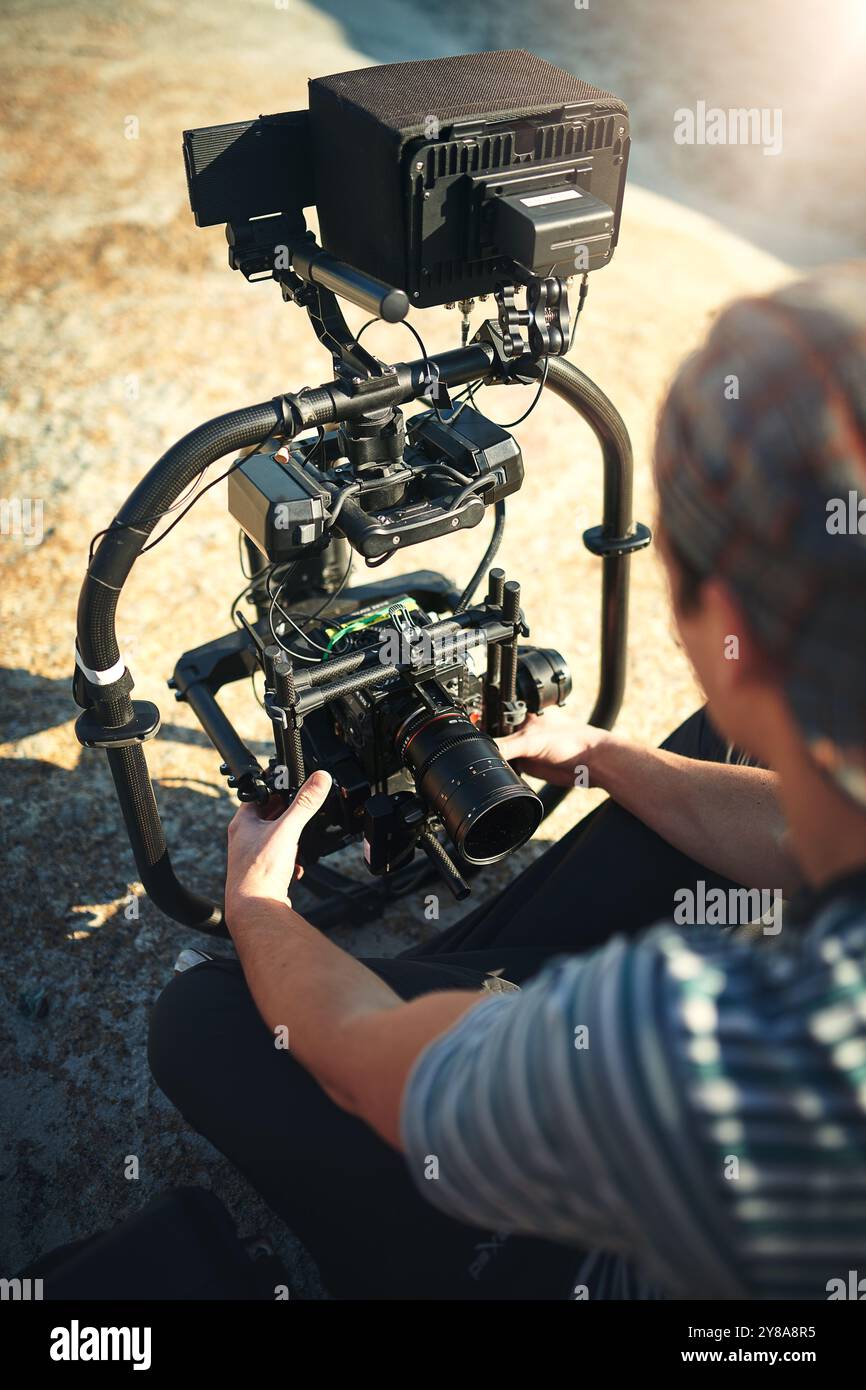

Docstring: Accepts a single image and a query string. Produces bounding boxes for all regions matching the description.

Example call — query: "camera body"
[224,392,572,884]
[278,590,571,875]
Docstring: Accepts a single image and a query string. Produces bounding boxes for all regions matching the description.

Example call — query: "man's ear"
[701,576,769,688]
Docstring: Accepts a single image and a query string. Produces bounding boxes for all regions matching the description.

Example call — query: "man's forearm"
[228,894,479,1142]
[590,739,799,895]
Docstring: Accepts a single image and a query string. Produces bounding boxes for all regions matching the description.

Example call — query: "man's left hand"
[225,770,332,917]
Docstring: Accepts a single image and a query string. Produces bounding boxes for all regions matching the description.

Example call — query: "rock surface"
[0,0,792,1289]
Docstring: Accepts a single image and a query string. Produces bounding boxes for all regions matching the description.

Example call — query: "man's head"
[654,264,866,815]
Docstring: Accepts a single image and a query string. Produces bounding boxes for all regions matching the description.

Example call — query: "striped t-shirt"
[400,869,866,1299]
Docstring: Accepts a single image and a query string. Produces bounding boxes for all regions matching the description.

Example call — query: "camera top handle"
[74,340,649,934]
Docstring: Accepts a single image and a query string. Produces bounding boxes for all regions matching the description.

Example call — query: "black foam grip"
[78,401,281,674]
[108,744,226,932]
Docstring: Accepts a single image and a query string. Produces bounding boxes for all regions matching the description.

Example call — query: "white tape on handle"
[74,646,126,686]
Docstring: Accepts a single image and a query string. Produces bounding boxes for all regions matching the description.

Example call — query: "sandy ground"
[0,0,794,1290]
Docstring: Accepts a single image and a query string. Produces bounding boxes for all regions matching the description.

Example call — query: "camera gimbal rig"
[73,52,650,935]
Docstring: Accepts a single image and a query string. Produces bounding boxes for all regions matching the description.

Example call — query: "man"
[149,265,866,1299]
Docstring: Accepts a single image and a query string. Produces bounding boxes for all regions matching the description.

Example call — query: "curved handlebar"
[75,342,642,931]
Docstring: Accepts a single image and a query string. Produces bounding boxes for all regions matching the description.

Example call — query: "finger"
[495,714,537,752]
[228,800,260,834]
[495,733,525,756]
[280,770,332,837]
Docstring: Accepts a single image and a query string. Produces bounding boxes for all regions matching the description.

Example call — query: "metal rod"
[272,654,306,790]
[499,579,521,705]
[183,682,263,786]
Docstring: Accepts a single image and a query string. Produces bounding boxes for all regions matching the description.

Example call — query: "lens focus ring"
[398,708,542,865]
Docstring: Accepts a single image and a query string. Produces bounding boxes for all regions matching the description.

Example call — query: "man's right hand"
[495,710,621,787]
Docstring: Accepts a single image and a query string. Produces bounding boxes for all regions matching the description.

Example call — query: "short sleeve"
[399,938,667,1257]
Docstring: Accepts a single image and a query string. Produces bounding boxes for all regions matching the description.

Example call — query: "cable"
[238,528,256,579]
[324,480,361,530]
[294,426,329,478]
[268,587,326,663]
[290,548,353,627]
[567,272,590,353]
[417,459,475,487]
[438,350,549,433]
[140,455,249,552]
[266,548,354,662]
[230,555,290,628]
[442,277,583,434]
[448,474,496,512]
[271,590,331,654]
[355,315,444,422]
[88,426,277,563]
[498,355,550,428]
[320,552,353,615]
[466,354,550,431]
[454,500,506,613]
[449,387,482,420]
[88,468,208,561]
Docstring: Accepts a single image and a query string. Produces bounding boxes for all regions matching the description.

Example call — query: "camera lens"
[516,645,572,713]
[397,709,543,865]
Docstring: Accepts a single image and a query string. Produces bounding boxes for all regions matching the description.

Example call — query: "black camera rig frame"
[73,234,650,936]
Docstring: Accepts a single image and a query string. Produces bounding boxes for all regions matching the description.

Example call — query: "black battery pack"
[228,447,328,561]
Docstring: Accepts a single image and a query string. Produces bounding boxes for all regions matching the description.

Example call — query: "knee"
[147,959,247,1109]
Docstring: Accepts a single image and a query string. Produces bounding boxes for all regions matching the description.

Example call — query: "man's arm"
[230,894,482,1146]
[498,712,799,896]
[397,929,750,1300]
[224,774,483,1148]
[590,739,799,895]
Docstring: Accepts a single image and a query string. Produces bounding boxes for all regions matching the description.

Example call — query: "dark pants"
[148,708,740,1299]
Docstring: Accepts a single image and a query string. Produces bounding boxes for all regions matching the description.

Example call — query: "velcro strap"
[74,646,126,686]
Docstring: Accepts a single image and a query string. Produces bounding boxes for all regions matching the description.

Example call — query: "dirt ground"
[0,0,794,1290]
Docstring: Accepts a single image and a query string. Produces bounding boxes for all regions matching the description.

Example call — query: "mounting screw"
[219,763,229,775]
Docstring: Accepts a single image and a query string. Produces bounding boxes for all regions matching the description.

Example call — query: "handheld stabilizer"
[74,52,649,935]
